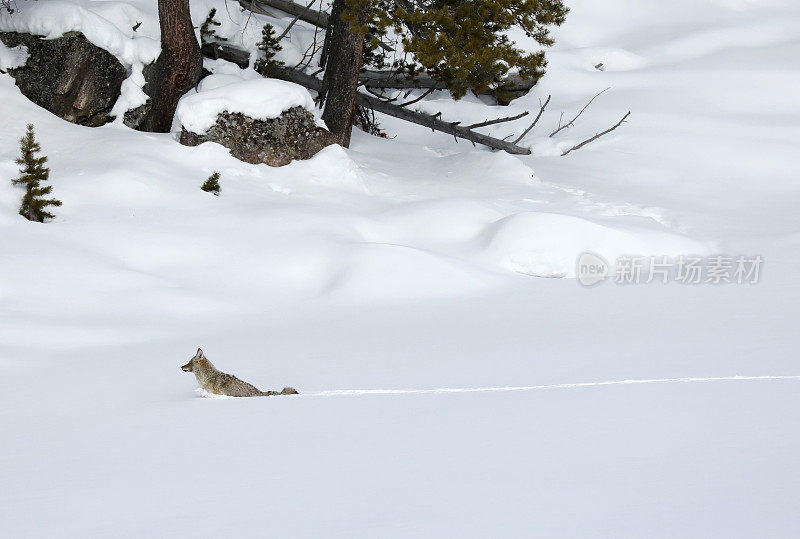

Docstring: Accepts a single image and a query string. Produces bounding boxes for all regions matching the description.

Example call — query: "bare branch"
[550,87,610,138]
[373,39,395,52]
[199,41,531,154]
[463,110,529,130]
[292,23,323,71]
[275,0,316,42]
[512,94,551,144]
[561,111,631,156]
[554,111,564,132]
[275,68,531,153]
[365,87,400,103]
[397,88,435,108]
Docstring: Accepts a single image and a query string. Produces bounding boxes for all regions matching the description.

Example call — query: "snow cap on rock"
[176,77,315,135]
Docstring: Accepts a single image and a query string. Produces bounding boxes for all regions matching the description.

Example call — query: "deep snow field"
[2,0,800,536]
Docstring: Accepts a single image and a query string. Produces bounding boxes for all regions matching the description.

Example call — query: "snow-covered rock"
[180,107,337,167]
[177,76,334,166]
[176,77,315,135]
[0,31,126,126]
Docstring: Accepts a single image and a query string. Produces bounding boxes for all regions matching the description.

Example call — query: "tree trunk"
[138,0,203,132]
[320,0,365,147]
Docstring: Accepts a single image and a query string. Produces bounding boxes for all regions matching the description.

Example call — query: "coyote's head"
[181,348,206,373]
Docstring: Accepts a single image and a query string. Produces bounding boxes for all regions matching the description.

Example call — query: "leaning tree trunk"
[320,0,365,147]
[138,0,203,132]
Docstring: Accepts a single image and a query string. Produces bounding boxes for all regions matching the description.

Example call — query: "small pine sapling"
[254,23,284,76]
[201,171,221,195]
[200,8,227,46]
[12,124,62,223]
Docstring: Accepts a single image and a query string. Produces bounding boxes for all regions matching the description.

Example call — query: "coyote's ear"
[195,348,204,359]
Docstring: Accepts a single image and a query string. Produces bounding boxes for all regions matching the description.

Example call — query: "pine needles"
[201,171,221,195]
[11,124,61,223]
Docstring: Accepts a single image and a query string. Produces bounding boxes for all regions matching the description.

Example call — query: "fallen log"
[200,43,532,154]
[202,43,531,93]
[202,42,443,88]
[202,42,250,68]
[238,0,533,91]
[357,92,532,154]
[271,67,532,155]
[360,71,535,92]
[239,0,329,28]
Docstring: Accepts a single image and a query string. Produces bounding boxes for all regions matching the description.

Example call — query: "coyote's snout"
[182,348,298,397]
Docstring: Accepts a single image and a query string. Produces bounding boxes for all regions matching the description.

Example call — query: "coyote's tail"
[259,387,299,396]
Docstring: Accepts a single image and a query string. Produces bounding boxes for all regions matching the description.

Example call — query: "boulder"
[179,106,337,167]
[0,31,126,127]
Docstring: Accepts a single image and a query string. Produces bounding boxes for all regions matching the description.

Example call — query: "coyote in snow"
[181,348,298,397]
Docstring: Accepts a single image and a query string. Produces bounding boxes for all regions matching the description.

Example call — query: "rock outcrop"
[0,31,126,127]
[179,106,337,167]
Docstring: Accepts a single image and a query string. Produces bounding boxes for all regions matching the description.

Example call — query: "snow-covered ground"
[2,0,800,536]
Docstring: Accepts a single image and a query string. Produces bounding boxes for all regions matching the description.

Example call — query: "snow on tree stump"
[0,31,126,127]
[177,77,336,167]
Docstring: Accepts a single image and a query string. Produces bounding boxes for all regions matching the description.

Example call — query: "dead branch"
[200,43,474,91]
[463,110,529,129]
[275,0,316,41]
[199,43,532,154]
[355,104,387,137]
[512,94,550,144]
[240,0,329,27]
[360,94,532,154]
[560,111,631,156]
[397,88,435,108]
[550,87,610,138]
[271,67,531,154]
[365,87,400,103]
[350,70,449,90]
[241,0,392,53]
[358,71,535,92]
[201,42,249,67]
[293,34,320,70]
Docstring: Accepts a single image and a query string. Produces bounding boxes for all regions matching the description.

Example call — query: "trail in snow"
[303,375,800,397]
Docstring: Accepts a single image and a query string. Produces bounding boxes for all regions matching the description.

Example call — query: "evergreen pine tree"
[254,23,284,76]
[200,8,227,46]
[322,0,567,144]
[201,171,221,195]
[12,124,62,223]
[347,0,569,99]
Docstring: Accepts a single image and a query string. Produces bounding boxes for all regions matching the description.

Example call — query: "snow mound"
[325,243,500,302]
[176,76,316,134]
[480,212,710,278]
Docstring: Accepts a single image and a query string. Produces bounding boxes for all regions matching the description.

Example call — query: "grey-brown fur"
[181,348,298,397]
